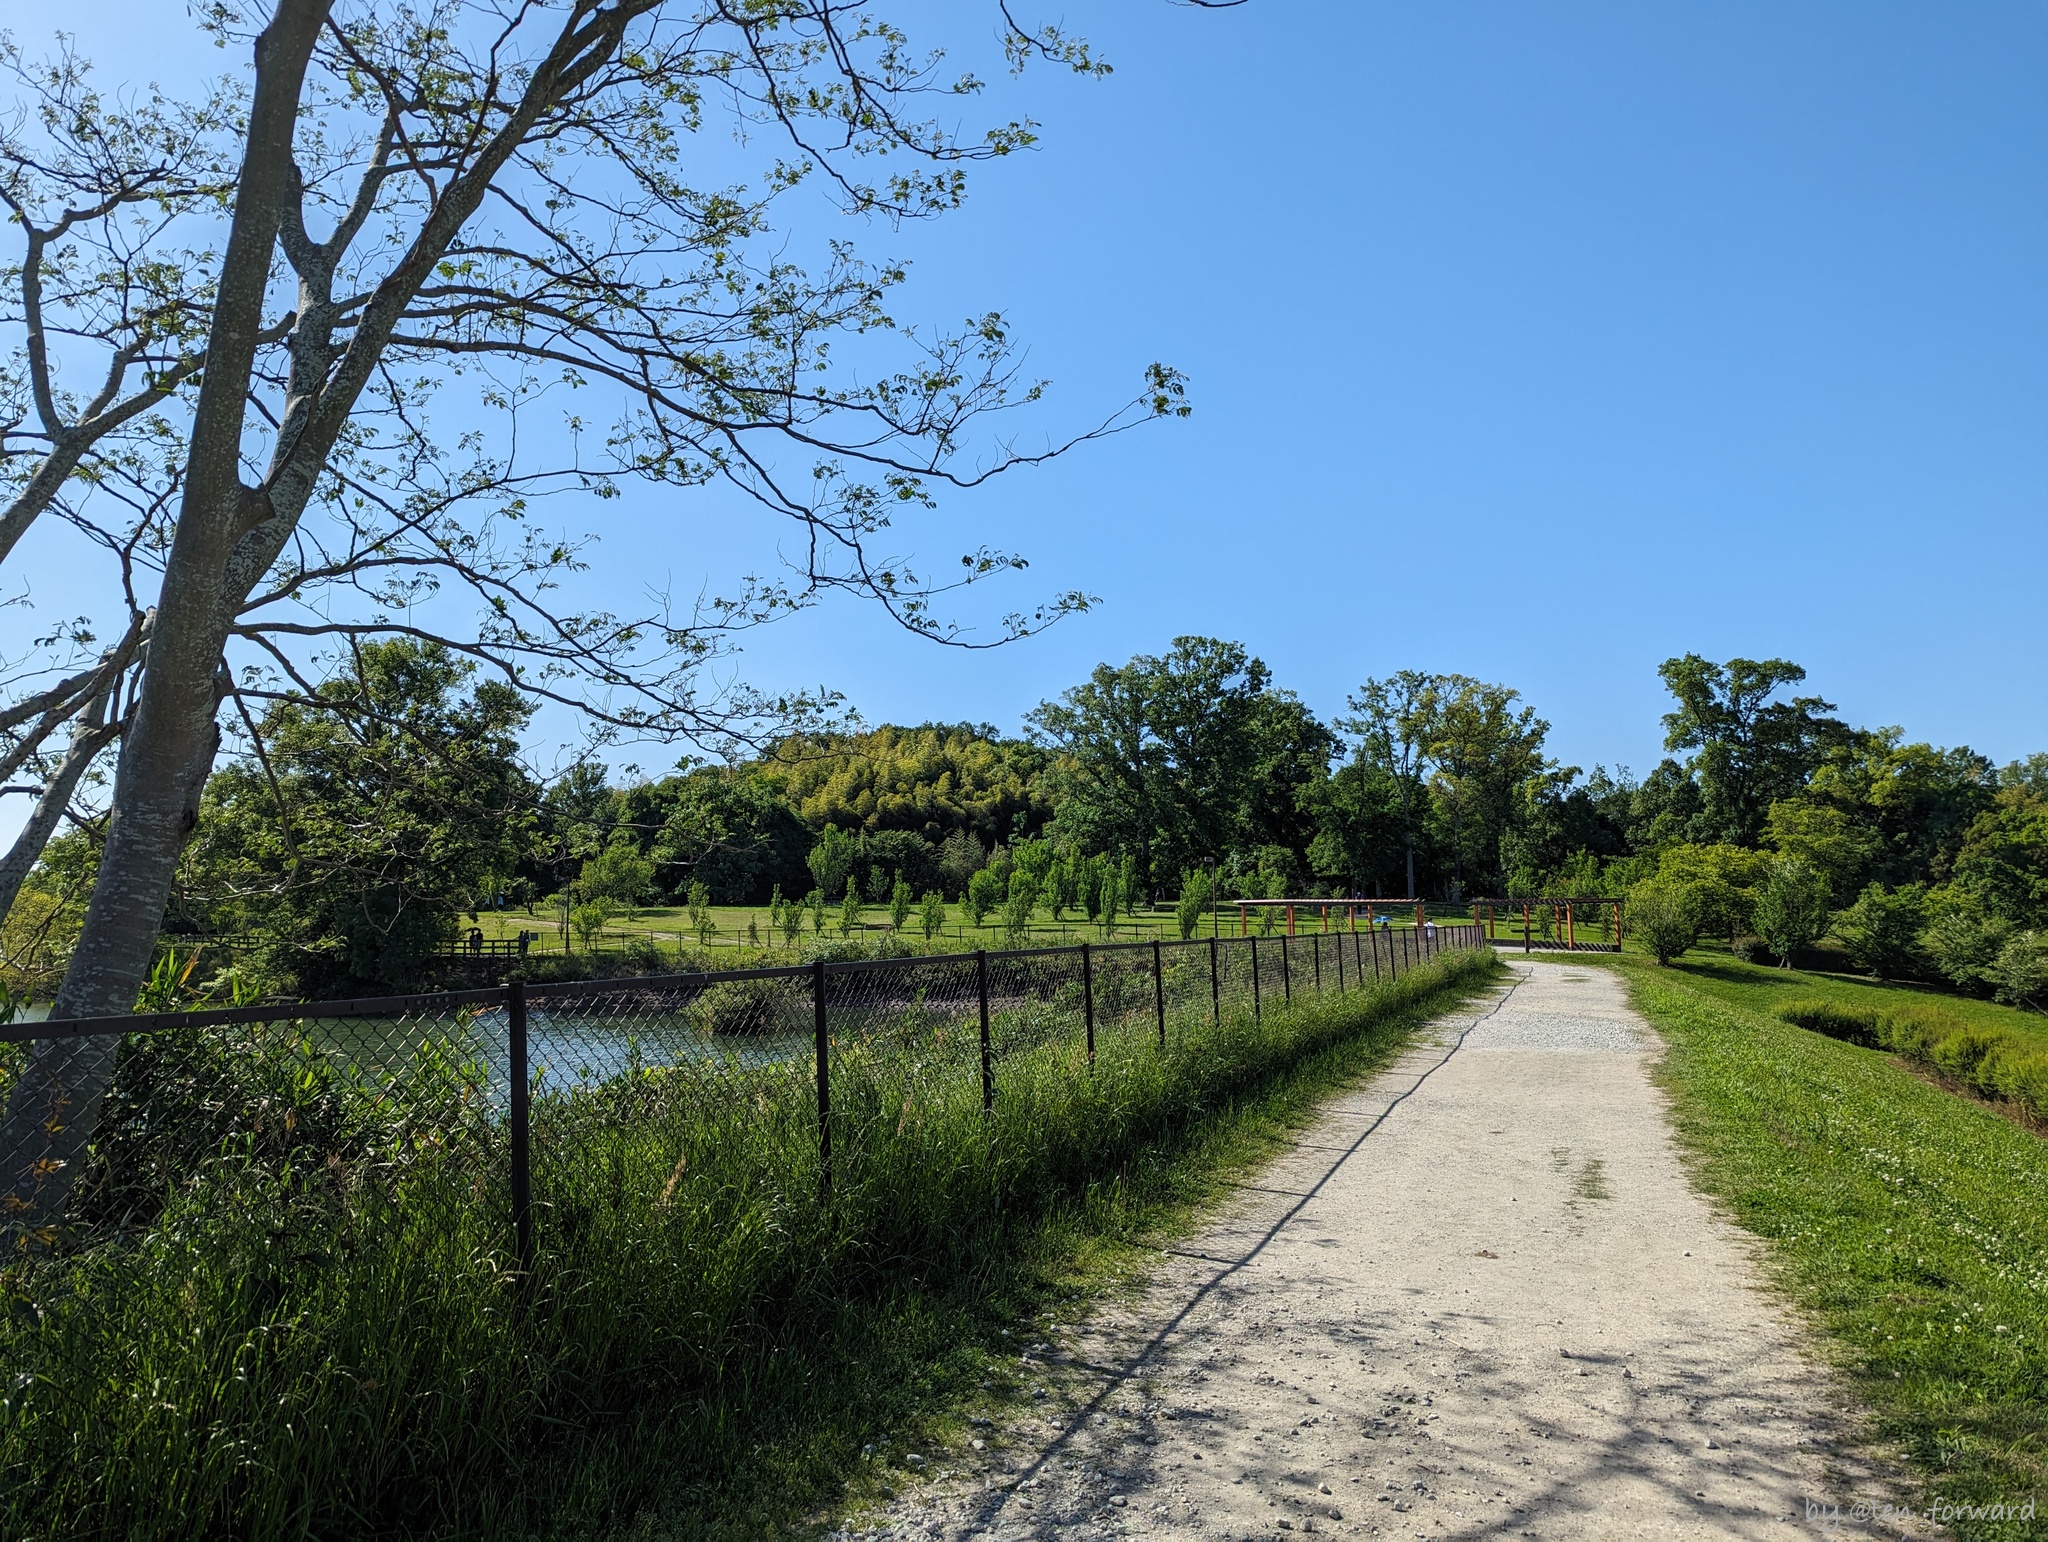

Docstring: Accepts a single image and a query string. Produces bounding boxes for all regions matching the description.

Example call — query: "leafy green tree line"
[7,639,2039,1000]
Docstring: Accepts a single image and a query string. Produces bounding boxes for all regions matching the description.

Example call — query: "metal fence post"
[1082,941,1096,1067]
[1312,932,1321,993]
[1250,935,1261,1022]
[507,980,532,1278]
[1152,938,1166,1049]
[813,960,831,1202]
[1335,923,1346,992]
[977,949,993,1113]
[1209,936,1220,1027]
[1281,933,1291,1004]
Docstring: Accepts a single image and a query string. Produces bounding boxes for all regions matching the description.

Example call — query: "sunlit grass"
[0,946,1498,1539]
[1610,956,2048,1541]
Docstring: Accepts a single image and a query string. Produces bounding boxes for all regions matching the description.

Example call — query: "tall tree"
[0,3,1188,1230]
[1334,672,1442,899]
[1657,655,1847,847]
[1423,678,1548,899]
[1027,638,1312,890]
[180,639,536,990]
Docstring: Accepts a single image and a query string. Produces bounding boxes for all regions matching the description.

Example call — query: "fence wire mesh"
[0,926,1485,1262]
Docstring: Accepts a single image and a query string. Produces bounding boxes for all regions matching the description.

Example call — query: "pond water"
[297,1006,813,1111]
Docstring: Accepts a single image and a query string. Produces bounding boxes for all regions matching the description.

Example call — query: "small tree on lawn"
[1002,872,1038,946]
[1100,863,1122,938]
[571,898,616,952]
[840,877,862,937]
[1752,858,1831,969]
[687,881,717,945]
[1989,931,2048,1010]
[919,890,947,943]
[890,877,913,932]
[580,846,654,918]
[1833,883,1927,979]
[1176,868,1214,941]
[807,889,827,936]
[965,866,1004,928]
[1076,856,1101,927]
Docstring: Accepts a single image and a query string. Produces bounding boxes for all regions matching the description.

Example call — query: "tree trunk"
[0,685,221,1233]
[0,2,328,1241]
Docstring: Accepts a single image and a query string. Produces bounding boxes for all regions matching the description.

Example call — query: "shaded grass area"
[0,949,1499,1540]
[1611,957,2048,1541]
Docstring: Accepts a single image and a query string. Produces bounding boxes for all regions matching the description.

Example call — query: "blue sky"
[40,2,2048,780]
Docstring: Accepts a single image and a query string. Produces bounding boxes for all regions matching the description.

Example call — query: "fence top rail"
[4,925,1490,1042]
[1229,897,1433,907]
[1469,896,1624,905]
[4,984,510,1044]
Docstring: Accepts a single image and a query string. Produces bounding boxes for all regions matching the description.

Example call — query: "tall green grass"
[0,946,1495,1539]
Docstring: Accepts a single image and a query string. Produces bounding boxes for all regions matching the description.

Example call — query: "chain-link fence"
[0,925,1485,1260]
[0,923,1486,1534]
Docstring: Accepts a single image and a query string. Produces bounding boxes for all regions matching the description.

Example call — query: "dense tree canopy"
[1657,655,1849,846]
[178,639,536,989]
[10,636,2039,1015]
[1025,638,1328,893]
[770,724,1051,846]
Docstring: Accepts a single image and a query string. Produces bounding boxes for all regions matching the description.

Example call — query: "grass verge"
[1607,955,2048,1541]
[530,950,1503,1540]
[1,948,1499,1541]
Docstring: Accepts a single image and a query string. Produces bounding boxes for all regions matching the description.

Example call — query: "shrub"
[1730,935,1775,966]
[1627,879,1701,966]
[1833,883,1927,979]
[1751,858,1831,968]
[1920,908,2007,991]
[1775,999,1881,1047]
[623,935,669,971]
[692,977,808,1037]
[1990,931,2048,1011]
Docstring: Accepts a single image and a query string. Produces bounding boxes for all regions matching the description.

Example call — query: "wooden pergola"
[1228,898,1432,936]
[1467,897,1624,953]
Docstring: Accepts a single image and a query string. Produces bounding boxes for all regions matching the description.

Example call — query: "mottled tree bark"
[0,1,330,1236]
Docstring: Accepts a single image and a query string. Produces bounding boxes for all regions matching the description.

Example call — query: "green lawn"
[1602,952,2048,1540]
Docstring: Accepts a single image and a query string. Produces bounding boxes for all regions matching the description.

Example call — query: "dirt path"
[832,959,1935,1542]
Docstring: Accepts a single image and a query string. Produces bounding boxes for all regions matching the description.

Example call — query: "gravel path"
[832,959,1937,1542]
